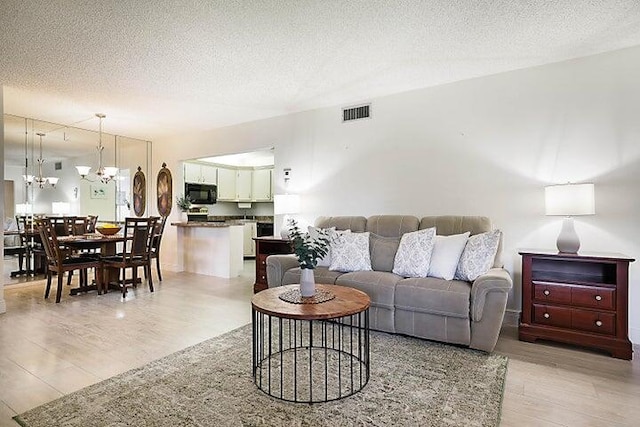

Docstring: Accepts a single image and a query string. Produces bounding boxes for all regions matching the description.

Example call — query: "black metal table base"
[252,310,370,403]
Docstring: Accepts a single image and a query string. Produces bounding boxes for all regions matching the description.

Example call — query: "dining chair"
[86,215,98,233]
[149,216,167,281]
[36,218,103,303]
[101,217,158,297]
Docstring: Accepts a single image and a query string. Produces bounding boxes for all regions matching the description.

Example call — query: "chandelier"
[23,132,59,189]
[75,113,118,183]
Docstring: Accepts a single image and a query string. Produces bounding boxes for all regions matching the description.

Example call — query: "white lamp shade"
[47,177,59,186]
[52,202,71,215]
[76,165,91,176]
[23,174,34,183]
[103,167,119,177]
[545,183,595,216]
[274,194,301,214]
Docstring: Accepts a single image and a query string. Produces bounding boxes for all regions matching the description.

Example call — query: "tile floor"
[1,257,639,426]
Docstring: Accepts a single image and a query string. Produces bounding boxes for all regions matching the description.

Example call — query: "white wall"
[153,46,640,343]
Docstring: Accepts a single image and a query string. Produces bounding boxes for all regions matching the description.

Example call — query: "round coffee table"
[251,284,371,403]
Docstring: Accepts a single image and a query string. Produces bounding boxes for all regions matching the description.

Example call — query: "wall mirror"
[3,114,151,223]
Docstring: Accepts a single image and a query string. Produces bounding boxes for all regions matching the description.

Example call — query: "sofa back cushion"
[369,233,400,272]
[366,215,419,238]
[419,216,502,268]
[315,216,367,232]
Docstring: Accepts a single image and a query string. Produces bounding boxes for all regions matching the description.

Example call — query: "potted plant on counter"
[288,219,331,297]
[176,194,192,222]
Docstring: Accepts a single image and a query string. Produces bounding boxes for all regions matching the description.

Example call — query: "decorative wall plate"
[157,162,173,217]
[132,166,146,217]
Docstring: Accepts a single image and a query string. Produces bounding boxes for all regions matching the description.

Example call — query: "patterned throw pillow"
[329,232,372,272]
[308,227,351,268]
[455,229,502,282]
[392,227,436,278]
[427,232,470,280]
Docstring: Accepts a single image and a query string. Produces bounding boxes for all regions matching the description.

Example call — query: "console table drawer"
[533,304,571,328]
[571,309,615,335]
[533,282,572,304]
[571,286,615,311]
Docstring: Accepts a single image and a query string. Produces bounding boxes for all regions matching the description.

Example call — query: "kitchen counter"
[171,221,232,227]
[172,222,244,278]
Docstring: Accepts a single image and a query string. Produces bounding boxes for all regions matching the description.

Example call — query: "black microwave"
[185,183,217,204]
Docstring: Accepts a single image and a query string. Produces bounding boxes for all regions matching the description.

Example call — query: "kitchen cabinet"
[252,169,272,201]
[243,222,257,257]
[216,166,274,202]
[519,249,635,359]
[217,167,237,200]
[236,170,252,201]
[184,162,217,184]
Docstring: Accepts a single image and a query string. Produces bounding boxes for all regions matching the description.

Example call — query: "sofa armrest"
[266,254,299,288]
[470,268,512,322]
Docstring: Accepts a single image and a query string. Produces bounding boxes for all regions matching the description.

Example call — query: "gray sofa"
[266,215,512,352]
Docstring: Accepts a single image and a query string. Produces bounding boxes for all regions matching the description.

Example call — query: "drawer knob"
[595,320,603,327]
[595,295,602,301]
[543,313,550,319]
[543,290,550,296]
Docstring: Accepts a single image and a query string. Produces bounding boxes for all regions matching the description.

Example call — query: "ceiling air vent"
[342,104,370,122]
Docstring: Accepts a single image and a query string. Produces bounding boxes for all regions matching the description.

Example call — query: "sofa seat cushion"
[395,277,471,319]
[282,267,344,286]
[335,271,402,310]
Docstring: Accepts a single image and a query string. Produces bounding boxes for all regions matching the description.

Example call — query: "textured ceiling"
[1,0,640,144]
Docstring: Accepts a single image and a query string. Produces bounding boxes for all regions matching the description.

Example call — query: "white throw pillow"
[392,227,436,278]
[427,232,470,280]
[455,229,502,282]
[308,227,351,268]
[330,232,372,272]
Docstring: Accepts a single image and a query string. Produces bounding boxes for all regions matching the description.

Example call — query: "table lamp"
[545,183,595,253]
[274,194,300,238]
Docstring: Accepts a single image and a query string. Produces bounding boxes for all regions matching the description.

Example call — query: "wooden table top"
[251,284,370,320]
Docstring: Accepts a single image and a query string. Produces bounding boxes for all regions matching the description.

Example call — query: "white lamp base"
[556,217,580,253]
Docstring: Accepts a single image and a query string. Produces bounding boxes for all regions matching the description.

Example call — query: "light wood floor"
[1,259,639,427]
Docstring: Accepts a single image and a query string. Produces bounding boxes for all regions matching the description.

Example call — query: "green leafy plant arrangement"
[288,219,331,270]
[176,194,192,212]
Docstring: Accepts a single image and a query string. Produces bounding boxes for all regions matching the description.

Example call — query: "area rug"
[14,324,507,426]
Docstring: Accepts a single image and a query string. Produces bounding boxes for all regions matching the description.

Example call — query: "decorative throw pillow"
[330,232,372,272]
[427,232,470,280]
[392,227,436,278]
[455,229,502,282]
[308,227,351,267]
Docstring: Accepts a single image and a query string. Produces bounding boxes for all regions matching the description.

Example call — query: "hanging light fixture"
[24,132,59,189]
[76,113,118,183]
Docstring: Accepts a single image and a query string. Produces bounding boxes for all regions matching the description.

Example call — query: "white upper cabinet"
[184,162,217,184]
[252,168,272,201]
[217,167,237,200]
[236,169,253,201]
[210,165,273,202]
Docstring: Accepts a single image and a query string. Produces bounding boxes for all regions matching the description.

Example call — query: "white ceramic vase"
[300,268,316,297]
[181,211,188,222]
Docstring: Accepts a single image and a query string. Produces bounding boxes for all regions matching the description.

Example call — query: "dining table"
[57,233,128,295]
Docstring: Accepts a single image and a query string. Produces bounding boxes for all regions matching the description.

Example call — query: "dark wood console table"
[519,249,634,359]
[252,237,292,293]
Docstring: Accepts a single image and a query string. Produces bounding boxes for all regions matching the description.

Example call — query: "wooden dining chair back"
[102,217,158,297]
[149,216,167,281]
[70,217,89,235]
[87,215,98,233]
[16,215,46,275]
[36,218,103,303]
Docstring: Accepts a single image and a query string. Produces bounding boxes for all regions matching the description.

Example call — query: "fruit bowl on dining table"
[96,224,122,235]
